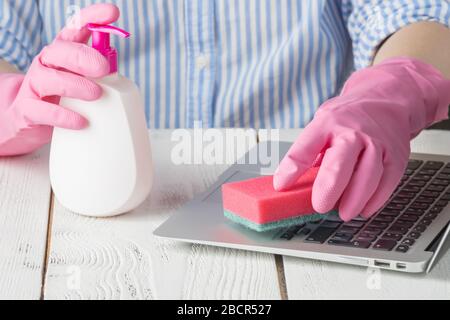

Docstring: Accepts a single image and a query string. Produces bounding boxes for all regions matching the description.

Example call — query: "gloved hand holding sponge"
[224,58,450,230]
[0,4,119,156]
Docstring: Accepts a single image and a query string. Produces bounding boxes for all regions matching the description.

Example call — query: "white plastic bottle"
[49,23,153,217]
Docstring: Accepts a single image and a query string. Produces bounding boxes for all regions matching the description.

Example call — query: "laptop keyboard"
[279,160,450,253]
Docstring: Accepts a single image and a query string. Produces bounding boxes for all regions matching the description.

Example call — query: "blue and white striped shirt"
[1,0,450,128]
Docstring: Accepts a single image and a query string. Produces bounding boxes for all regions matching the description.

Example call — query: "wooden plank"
[284,255,450,299]
[275,129,450,299]
[0,147,52,299]
[44,129,281,300]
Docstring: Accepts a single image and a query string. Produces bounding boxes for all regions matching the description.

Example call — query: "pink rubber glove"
[274,57,450,221]
[0,4,120,156]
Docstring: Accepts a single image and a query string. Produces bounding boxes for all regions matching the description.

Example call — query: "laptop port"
[396,263,406,269]
[374,260,390,268]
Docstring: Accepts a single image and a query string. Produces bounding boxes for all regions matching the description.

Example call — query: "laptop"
[154,141,450,273]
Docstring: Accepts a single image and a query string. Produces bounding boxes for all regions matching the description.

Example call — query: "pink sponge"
[222,167,324,232]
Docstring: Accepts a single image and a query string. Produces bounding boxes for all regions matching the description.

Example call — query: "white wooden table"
[0,129,449,300]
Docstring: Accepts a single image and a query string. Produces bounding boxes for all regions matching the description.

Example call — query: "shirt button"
[196,54,210,70]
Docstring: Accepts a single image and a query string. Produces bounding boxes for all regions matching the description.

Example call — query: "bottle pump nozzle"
[87,23,130,74]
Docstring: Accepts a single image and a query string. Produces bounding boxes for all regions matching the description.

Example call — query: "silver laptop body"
[154,142,450,273]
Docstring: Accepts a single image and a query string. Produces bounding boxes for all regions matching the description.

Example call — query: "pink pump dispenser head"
[87,23,130,74]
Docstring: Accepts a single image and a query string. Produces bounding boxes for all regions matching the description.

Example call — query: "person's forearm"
[0,59,20,74]
[374,21,450,79]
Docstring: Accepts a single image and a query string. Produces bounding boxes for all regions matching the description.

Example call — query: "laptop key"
[358,231,378,239]
[386,203,406,211]
[281,224,307,239]
[431,179,450,187]
[407,180,426,187]
[435,200,449,207]
[419,169,438,175]
[343,221,365,228]
[350,240,371,248]
[424,212,439,220]
[430,206,443,214]
[388,226,408,234]
[396,245,409,253]
[373,239,397,251]
[332,232,353,241]
[281,233,295,240]
[409,202,430,210]
[374,215,395,223]
[413,175,432,182]
[420,191,440,198]
[418,218,433,226]
[297,228,311,236]
[407,160,423,170]
[423,161,444,170]
[402,186,421,193]
[415,197,434,204]
[328,239,351,246]
[437,173,450,180]
[413,225,427,233]
[404,208,425,216]
[402,238,415,246]
[328,239,371,249]
[320,221,341,229]
[355,235,377,242]
[363,227,383,236]
[397,191,415,199]
[426,185,445,192]
[407,232,421,239]
[381,232,403,241]
[394,220,414,228]
[441,168,450,174]
[399,214,419,222]
[339,226,360,234]
[440,193,450,201]
[379,209,401,216]
[289,224,305,233]
[368,221,389,229]
[305,227,337,244]
[351,216,368,222]
[391,197,409,205]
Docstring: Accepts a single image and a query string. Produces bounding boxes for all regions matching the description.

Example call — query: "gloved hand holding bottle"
[274,57,450,222]
[0,4,119,156]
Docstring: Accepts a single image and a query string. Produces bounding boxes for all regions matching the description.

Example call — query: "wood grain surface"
[1,130,449,300]
[0,148,52,299]
[43,130,281,300]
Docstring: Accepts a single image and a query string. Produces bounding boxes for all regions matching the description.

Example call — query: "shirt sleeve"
[0,0,43,72]
[342,0,450,69]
